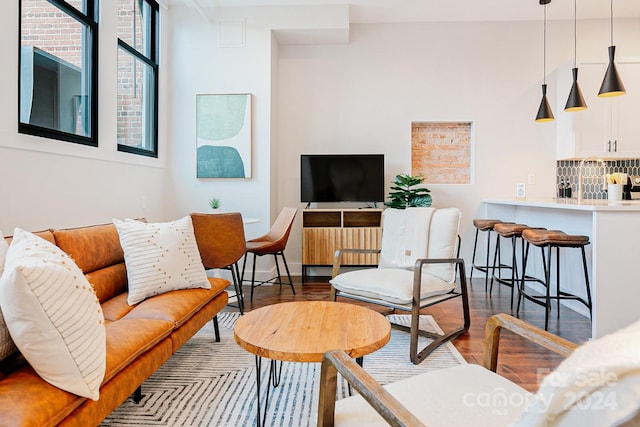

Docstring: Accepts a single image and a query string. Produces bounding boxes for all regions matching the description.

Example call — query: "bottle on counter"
[564,181,572,199]
[558,179,565,198]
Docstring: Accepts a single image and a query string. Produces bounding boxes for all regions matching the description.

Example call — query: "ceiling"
[168,0,640,24]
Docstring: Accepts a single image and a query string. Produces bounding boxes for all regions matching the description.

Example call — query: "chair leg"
[213,315,220,342]
[241,252,249,286]
[556,246,561,319]
[234,262,245,312]
[581,246,593,318]
[273,253,283,289]
[250,253,258,303]
[543,245,551,331]
[230,264,244,315]
[516,242,530,316]
[470,228,479,282]
[279,250,296,296]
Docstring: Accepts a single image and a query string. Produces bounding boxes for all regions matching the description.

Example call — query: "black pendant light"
[536,0,554,123]
[598,0,626,97]
[565,0,587,111]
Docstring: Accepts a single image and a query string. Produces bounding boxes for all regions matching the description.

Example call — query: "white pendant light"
[535,0,554,122]
[598,0,626,97]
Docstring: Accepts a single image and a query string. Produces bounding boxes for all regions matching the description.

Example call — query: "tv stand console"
[301,208,383,281]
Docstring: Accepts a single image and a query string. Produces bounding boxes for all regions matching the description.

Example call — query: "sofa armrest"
[317,349,425,427]
[331,248,381,279]
[482,313,579,372]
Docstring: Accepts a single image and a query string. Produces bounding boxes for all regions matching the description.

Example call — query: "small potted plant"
[209,197,222,212]
[384,174,432,209]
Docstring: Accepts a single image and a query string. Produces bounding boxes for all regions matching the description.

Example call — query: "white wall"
[0,1,170,232]
[276,18,640,273]
[164,5,349,278]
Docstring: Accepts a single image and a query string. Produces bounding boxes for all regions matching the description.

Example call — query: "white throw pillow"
[113,216,210,306]
[0,228,106,400]
[0,229,19,362]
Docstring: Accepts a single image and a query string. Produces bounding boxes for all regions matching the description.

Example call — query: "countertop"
[483,198,640,211]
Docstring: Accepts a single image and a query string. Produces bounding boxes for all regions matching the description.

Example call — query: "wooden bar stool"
[490,223,534,309]
[518,228,592,330]
[470,219,505,291]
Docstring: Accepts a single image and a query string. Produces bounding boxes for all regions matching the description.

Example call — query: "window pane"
[65,0,86,13]
[20,0,92,138]
[118,0,151,57]
[117,48,156,151]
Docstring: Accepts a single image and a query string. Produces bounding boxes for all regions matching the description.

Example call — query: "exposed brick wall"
[21,0,84,68]
[411,122,471,184]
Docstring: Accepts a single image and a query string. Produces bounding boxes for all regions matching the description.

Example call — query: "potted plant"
[209,197,222,212]
[384,174,432,209]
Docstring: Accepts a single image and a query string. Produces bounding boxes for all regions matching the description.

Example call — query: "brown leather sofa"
[0,222,229,426]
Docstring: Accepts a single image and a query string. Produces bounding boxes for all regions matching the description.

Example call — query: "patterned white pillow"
[0,229,19,362]
[113,216,210,306]
[0,229,106,400]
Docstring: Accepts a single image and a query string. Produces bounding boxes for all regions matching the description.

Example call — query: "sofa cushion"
[53,223,125,275]
[0,230,18,362]
[54,223,128,303]
[123,278,229,327]
[113,216,210,305]
[0,228,106,400]
[103,318,174,383]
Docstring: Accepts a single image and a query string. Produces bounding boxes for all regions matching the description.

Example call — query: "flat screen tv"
[300,154,385,203]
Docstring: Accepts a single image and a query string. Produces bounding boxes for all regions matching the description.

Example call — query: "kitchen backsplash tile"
[556,159,640,199]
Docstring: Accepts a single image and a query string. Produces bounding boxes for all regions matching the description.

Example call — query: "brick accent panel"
[411,122,471,184]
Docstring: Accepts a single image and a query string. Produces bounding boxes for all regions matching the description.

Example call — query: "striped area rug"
[100,311,466,426]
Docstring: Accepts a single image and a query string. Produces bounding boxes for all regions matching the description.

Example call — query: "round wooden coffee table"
[234,301,391,426]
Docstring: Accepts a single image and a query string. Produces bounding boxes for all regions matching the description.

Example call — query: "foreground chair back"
[191,212,246,313]
[330,207,469,364]
[241,207,297,302]
[318,313,640,427]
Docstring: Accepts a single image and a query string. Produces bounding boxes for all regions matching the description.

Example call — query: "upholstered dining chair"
[241,207,297,303]
[191,212,247,313]
[330,207,470,364]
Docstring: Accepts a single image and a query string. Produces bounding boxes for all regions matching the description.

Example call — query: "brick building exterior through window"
[411,122,472,184]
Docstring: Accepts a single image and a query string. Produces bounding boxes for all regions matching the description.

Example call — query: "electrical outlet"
[516,183,526,198]
[528,174,536,185]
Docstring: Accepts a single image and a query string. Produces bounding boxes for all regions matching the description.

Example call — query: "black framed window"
[19,0,98,146]
[117,0,159,157]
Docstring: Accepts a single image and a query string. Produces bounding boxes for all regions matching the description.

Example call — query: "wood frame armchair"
[330,207,469,365]
[317,313,578,427]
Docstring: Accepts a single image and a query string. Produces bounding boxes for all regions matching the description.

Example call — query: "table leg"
[254,356,283,427]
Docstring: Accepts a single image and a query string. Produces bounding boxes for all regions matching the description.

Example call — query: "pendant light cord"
[543,3,547,84]
[573,0,577,67]
[610,0,614,45]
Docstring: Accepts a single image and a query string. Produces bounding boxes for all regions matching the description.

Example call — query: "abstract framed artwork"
[196,93,252,178]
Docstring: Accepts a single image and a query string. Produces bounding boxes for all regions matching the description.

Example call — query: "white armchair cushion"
[330,268,455,305]
[377,207,461,283]
[379,208,434,269]
[334,364,532,427]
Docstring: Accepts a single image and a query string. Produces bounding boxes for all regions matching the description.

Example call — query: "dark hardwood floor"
[240,274,591,393]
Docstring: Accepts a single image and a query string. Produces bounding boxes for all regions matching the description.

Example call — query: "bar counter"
[483,198,640,338]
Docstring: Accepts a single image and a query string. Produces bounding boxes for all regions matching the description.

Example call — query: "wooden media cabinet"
[301,208,383,280]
